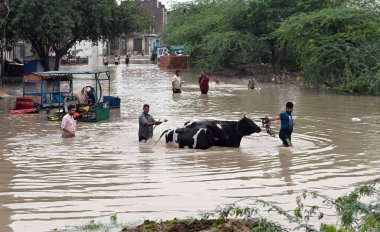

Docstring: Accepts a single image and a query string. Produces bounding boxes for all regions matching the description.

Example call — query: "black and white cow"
[159,127,215,149]
[184,116,261,148]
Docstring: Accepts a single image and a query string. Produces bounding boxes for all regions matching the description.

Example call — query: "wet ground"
[0,60,379,231]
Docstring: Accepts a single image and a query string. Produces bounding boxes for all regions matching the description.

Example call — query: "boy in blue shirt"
[268,102,294,147]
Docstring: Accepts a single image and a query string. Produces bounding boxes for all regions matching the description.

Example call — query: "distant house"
[122,0,167,56]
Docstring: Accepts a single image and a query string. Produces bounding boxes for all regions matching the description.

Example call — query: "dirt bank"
[121,219,253,232]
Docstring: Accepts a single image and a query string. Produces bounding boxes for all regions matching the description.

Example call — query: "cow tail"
[155,129,170,146]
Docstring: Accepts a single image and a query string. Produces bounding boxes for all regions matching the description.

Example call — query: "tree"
[273,8,380,93]
[162,0,269,72]
[8,0,149,71]
[162,0,342,71]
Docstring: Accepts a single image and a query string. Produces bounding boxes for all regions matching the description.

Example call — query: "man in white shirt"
[61,105,77,138]
[171,70,182,93]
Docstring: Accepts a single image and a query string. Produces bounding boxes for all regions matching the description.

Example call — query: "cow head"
[237,116,261,135]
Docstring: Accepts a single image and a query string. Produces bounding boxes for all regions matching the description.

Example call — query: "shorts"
[279,131,292,147]
[200,89,208,94]
[173,89,181,93]
[62,133,75,138]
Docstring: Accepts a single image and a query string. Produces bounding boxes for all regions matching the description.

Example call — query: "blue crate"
[103,96,120,109]
[52,93,64,103]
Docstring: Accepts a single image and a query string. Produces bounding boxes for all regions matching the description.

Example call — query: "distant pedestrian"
[213,76,220,85]
[248,77,259,90]
[125,55,130,65]
[138,104,163,142]
[199,71,209,94]
[61,105,76,138]
[114,55,120,65]
[103,56,108,65]
[283,68,290,82]
[171,70,182,93]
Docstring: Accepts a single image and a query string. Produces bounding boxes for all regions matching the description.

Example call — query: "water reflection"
[0,158,15,232]
[278,148,294,195]
[200,94,209,111]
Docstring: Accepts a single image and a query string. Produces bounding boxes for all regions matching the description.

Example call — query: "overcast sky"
[160,0,192,9]
[118,0,192,10]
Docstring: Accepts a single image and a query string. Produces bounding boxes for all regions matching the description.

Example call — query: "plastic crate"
[103,96,120,109]
[78,102,110,122]
[53,93,64,103]
[16,97,35,109]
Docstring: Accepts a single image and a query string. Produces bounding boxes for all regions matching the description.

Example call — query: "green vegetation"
[274,8,380,95]
[4,0,149,71]
[70,214,124,232]
[64,179,379,231]
[202,178,380,231]
[162,0,380,94]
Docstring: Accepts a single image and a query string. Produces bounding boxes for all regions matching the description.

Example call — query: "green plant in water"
[201,178,380,231]
[71,214,127,232]
[110,213,117,223]
[82,220,101,230]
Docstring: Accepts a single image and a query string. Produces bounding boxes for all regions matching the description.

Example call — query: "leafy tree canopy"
[273,7,380,93]
[7,0,149,70]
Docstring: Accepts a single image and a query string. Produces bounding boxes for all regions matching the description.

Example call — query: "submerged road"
[0,61,379,231]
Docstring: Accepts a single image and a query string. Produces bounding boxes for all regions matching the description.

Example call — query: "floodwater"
[0,61,380,232]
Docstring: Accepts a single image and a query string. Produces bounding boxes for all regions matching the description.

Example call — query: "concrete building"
[123,0,167,56]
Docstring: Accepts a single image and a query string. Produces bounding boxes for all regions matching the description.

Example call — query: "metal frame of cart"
[32,70,113,122]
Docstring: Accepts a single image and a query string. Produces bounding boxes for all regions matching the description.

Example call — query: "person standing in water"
[125,55,130,65]
[61,105,77,138]
[199,71,210,94]
[171,70,182,93]
[138,104,163,142]
[248,77,259,90]
[114,55,120,65]
[103,56,108,65]
[267,102,295,147]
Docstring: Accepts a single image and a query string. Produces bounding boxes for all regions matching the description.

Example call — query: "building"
[123,0,167,56]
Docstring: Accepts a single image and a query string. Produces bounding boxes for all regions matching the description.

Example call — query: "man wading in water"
[61,105,76,138]
[171,70,182,93]
[267,102,295,147]
[138,104,163,142]
[199,71,210,94]
[248,77,259,90]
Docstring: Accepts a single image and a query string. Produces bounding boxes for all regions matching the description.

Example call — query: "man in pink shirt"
[61,105,77,138]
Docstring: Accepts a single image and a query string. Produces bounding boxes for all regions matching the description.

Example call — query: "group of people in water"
[103,55,129,66]
[138,101,295,147]
[171,70,222,95]
[61,68,295,148]
[139,70,294,147]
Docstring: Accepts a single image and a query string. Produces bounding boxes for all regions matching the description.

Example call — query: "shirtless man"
[248,77,258,90]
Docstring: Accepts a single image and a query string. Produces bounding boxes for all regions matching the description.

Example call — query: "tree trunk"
[54,54,62,71]
[270,40,277,72]
[29,38,50,71]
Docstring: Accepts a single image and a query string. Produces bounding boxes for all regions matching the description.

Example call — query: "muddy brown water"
[0,62,379,231]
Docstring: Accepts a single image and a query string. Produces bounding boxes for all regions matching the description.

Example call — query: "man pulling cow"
[266,102,295,147]
[138,104,164,142]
